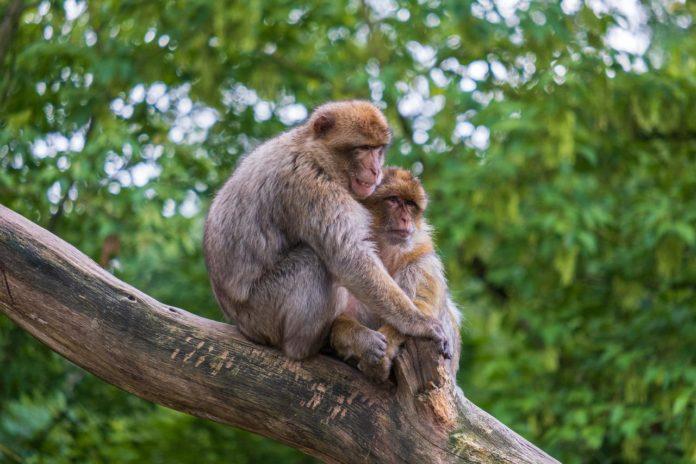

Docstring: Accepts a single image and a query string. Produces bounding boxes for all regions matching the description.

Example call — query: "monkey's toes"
[375,336,388,353]
[361,330,387,359]
[363,344,387,364]
[358,356,391,384]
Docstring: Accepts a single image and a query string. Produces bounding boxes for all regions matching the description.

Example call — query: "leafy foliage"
[1,0,695,462]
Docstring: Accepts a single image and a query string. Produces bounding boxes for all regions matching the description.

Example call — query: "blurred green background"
[1,0,695,462]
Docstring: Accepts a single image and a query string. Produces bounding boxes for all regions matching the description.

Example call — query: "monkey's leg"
[352,325,403,383]
[244,245,339,360]
[378,325,406,361]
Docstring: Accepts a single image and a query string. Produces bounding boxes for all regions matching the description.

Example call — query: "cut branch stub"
[0,204,558,464]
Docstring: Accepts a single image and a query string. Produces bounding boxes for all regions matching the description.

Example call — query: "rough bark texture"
[0,204,559,464]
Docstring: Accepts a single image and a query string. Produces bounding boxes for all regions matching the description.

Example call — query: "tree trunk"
[0,204,559,464]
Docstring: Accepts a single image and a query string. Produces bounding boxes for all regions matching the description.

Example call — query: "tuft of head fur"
[362,166,431,263]
[308,100,391,149]
[371,167,428,211]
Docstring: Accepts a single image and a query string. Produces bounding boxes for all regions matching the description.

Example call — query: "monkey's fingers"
[374,331,388,349]
[439,338,452,360]
[358,356,391,384]
[360,330,388,363]
[426,321,452,359]
[364,343,387,363]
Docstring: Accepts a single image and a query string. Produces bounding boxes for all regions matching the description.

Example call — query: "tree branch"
[0,204,558,464]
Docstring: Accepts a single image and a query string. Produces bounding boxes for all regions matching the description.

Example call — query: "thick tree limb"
[0,204,558,464]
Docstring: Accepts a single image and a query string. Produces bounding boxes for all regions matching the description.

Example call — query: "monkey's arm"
[393,254,446,320]
[388,255,460,368]
[375,254,450,363]
[324,229,447,352]
[284,186,448,354]
[333,255,458,382]
[346,260,447,382]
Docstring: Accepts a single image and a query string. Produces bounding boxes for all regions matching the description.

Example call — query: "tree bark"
[0,204,559,464]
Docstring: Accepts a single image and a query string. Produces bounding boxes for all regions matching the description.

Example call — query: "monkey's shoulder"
[394,242,445,286]
[398,236,436,267]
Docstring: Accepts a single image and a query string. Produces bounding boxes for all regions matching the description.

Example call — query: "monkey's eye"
[386,196,399,204]
[405,200,418,209]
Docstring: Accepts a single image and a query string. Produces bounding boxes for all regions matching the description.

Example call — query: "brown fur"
[204,101,449,360]
[330,168,461,382]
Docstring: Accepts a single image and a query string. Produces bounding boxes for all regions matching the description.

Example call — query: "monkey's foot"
[352,327,387,362]
[358,356,391,384]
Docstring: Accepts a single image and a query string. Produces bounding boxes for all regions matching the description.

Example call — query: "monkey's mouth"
[387,229,412,241]
[351,177,377,199]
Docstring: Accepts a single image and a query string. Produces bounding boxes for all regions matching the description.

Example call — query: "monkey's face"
[309,100,391,200]
[349,145,385,199]
[368,167,427,245]
[380,195,421,245]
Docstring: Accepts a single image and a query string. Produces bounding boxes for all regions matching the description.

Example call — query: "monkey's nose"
[368,150,383,179]
[363,163,380,183]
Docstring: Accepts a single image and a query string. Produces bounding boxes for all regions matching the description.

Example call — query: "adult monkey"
[204,100,450,360]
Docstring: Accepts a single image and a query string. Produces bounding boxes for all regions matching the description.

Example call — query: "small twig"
[0,443,23,463]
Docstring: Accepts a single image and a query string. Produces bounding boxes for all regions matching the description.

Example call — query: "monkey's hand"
[429,319,453,360]
[379,297,451,359]
[407,317,452,360]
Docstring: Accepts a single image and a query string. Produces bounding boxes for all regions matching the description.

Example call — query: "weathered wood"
[0,204,559,464]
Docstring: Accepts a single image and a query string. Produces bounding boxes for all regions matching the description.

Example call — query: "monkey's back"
[203,131,298,317]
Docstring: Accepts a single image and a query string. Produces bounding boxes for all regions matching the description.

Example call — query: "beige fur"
[204,102,448,360]
[330,168,461,382]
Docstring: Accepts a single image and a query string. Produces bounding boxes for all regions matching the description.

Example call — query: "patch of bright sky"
[46,181,77,205]
[277,104,308,125]
[407,41,437,68]
[476,0,652,55]
[254,102,273,122]
[402,0,656,151]
[222,84,307,125]
[64,0,86,21]
[33,78,220,193]
[365,0,399,20]
[179,190,201,218]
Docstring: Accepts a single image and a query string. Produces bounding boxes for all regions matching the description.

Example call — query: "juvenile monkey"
[204,101,450,361]
[330,167,461,382]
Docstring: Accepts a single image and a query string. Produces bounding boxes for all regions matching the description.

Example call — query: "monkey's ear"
[312,113,335,137]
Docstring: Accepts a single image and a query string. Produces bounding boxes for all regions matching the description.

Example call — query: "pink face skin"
[350,146,385,199]
[384,196,417,244]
